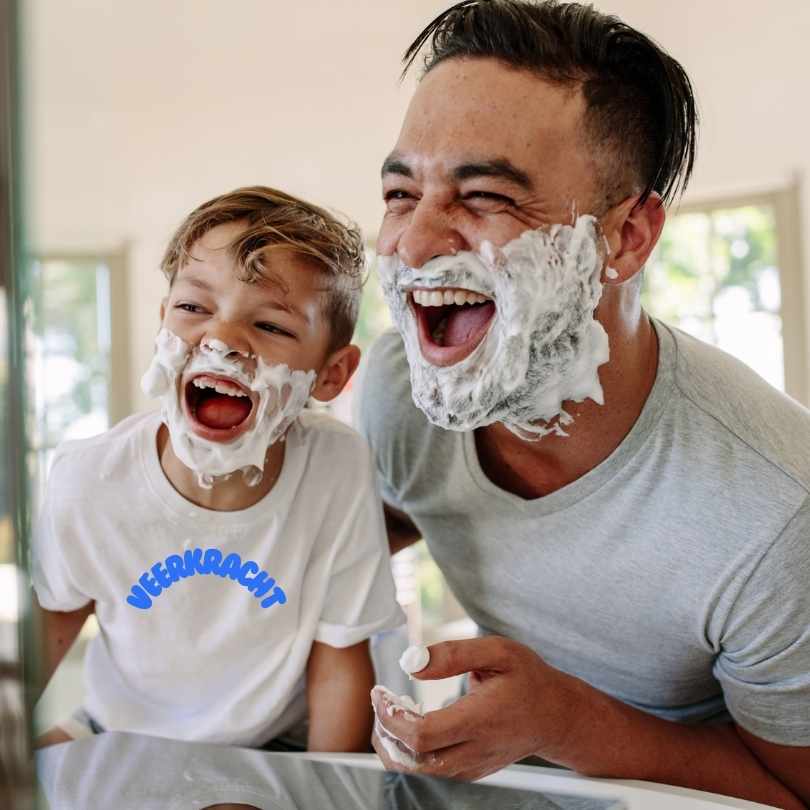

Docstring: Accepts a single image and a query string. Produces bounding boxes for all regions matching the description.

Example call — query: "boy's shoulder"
[48,410,160,492]
[296,408,374,462]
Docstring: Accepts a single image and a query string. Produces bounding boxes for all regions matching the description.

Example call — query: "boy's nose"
[200,328,253,360]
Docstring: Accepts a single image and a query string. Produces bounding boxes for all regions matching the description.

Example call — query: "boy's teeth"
[412,289,489,306]
[192,376,247,397]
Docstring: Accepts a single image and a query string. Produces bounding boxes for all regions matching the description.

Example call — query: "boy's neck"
[156,424,286,511]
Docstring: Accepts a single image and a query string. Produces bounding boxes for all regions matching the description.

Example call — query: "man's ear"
[600,193,666,285]
[311,344,361,403]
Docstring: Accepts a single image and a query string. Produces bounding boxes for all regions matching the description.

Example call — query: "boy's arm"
[306,639,375,752]
[33,592,94,701]
[383,503,421,556]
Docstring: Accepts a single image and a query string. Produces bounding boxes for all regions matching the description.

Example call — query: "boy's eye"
[256,322,295,338]
[175,302,207,314]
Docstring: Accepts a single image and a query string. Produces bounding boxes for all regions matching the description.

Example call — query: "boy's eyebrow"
[173,275,214,292]
[259,298,306,321]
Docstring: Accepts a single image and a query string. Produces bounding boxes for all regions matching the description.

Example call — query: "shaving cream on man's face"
[377,215,610,440]
[141,329,316,488]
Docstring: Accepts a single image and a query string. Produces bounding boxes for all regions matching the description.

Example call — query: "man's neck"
[156,424,286,511]
[474,308,659,500]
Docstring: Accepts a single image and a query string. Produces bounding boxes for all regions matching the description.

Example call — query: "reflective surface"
[36,733,625,810]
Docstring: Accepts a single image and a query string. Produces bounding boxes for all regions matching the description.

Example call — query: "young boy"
[32,186,405,751]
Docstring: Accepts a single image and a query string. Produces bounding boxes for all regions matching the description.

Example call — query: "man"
[357,1,810,807]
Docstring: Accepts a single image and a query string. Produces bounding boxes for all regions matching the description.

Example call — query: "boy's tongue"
[196,393,252,430]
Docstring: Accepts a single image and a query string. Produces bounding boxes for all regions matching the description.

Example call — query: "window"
[643,185,807,405]
[29,250,130,507]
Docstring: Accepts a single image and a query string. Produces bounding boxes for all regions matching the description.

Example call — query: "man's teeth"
[412,289,490,307]
[192,376,248,397]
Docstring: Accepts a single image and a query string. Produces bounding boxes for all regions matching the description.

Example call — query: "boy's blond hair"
[161,186,366,349]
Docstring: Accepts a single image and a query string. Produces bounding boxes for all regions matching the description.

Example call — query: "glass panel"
[644,204,784,390]
[29,259,112,506]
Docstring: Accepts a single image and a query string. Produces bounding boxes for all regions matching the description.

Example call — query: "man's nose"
[394,202,466,269]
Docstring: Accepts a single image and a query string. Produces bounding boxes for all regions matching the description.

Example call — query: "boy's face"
[160,221,342,443]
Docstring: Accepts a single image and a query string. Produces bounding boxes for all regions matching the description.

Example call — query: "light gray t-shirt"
[356,319,810,746]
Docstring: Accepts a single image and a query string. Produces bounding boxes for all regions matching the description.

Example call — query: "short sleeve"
[30,450,92,611]
[314,439,406,648]
[713,495,810,745]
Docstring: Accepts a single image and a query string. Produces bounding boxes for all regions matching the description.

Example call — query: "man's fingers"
[372,722,445,772]
[372,689,482,753]
[376,733,495,782]
[410,637,514,681]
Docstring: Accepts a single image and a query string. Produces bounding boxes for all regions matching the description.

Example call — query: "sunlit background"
[1,1,808,784]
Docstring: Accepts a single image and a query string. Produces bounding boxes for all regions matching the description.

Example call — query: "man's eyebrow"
[452,159,533,190]
[380,154,533,191]
[381,153,413,178]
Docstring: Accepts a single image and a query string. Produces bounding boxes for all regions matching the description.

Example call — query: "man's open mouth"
[182,373,255,441]
[409,287,496,367]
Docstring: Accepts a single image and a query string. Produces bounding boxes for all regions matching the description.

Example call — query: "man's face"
[378,57,604,364]
[376,58,611,435]
[161,221,332,443]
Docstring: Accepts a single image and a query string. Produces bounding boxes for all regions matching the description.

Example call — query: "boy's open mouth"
[409,287,496,367]
[182,373,255,441]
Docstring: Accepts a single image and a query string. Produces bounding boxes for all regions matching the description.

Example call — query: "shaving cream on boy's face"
[377,215,610,440]
[141,329,316,488]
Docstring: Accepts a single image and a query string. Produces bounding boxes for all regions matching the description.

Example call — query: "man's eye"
[463,191,515,210]
[175,303,206,314]
[383,189,416,212]
[256,322,294,338]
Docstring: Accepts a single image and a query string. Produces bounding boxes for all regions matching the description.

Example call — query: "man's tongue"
[196,393,252,430]
[441,301,495,346]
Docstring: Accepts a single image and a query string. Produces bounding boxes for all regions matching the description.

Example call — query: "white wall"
[22,1,810,410]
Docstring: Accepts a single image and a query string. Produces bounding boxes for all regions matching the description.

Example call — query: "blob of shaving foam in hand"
[399,644,430,679]
[371,685,425,769]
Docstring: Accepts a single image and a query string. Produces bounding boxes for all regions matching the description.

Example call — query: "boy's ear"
[311,344,361,403]
[159,297,167,323]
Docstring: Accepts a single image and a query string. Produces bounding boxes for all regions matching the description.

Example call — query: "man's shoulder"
[665,323,810,491]
[354,328,427,442]
[353,330,456,507]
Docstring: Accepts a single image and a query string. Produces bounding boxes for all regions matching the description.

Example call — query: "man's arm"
[383,503,421,555]
[371,637,808,809]
[306,639,375,752]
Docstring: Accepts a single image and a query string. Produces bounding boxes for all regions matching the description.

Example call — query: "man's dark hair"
[403,0,698,209]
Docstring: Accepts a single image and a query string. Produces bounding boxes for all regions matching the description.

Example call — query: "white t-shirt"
[32,409,405,747]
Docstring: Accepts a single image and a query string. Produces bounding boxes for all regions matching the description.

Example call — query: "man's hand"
[371,636,580,781]
[370,636,808,808]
